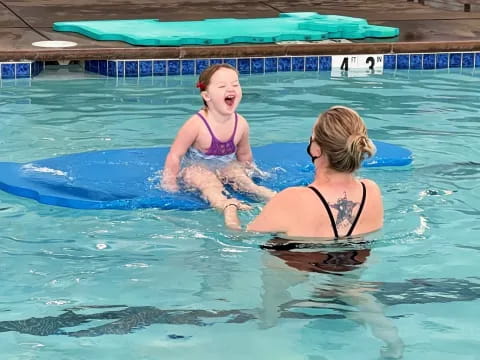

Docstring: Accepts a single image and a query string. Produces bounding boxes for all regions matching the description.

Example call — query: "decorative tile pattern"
[462,53,474,68]
[181,60,194,75]
[397,55,409,70]
[251,58,264,74]
[278,57,291,72]
[410,54,422,70]
[32,61,43,76]
[4,52,477,80]
[15,63,31,78]
[209,59,223,65]
[265,57,277,72]
[237,58,251,74]
[24,52,480,82]
[195,59,209,74]
[1,63,15,79]
[423,54,435,70]
[305,56,318,71]
[223,58,237,68]
[90,60,99,73]
[125,61,139,77]
[108,61,117,77]
[117,61,125,77]
[153,60,166,76]
[140,60,153,76]
[292,56,305,71]
[319,56,331,71]
[449,53,461,68]
[99,60,108,76]
[167,60,180,75]
[436,53,449,69]
[384,55,396,70]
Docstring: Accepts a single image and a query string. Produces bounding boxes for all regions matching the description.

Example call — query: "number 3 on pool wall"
[332,55,384,73]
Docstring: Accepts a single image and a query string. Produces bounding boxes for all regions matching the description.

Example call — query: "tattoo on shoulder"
[330,192,359,229]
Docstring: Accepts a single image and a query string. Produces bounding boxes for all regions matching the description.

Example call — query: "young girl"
[161,64,275,217]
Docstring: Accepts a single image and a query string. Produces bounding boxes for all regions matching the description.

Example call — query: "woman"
[224,105,383,238]
[223,106,402,358]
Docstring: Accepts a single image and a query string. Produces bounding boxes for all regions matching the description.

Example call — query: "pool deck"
[1,0,480,61]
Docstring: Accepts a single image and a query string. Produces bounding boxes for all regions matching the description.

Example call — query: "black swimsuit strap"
[308,181,367,238]
[346,182,367,237]
[308,186,339,238]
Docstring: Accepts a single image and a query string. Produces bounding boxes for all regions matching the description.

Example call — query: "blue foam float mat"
[0,141,412,210]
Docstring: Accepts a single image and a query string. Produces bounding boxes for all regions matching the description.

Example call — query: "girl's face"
[202,68,242,115]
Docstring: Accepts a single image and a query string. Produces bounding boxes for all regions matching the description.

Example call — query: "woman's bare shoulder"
[360,178,382,193]
[273,186,312,202]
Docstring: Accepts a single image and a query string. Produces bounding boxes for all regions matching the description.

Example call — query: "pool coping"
[2,40,480,62]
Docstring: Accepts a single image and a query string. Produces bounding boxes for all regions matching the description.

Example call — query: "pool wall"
[1,52,479,79]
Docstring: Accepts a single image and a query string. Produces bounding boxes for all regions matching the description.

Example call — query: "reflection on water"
[2,233,479,360]
[1,276,477,332]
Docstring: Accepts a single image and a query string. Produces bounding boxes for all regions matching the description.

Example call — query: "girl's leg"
[219,162,276,201]
[182,165,250,211]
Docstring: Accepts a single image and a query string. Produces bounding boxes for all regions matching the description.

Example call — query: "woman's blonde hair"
[313,106,376,173]
[197,63,238,108]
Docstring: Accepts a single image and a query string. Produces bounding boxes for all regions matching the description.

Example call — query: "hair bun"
[346,134,375,157]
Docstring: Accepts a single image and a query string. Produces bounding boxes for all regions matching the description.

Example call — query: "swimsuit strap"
[308,186,339,238]
[196,112,238,144]
[346,181,367,237]
[197,112,216,140]
[229,112,238,141]
[308,181,367,238]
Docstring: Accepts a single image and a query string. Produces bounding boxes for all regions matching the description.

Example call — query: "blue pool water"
[0,67,479,359]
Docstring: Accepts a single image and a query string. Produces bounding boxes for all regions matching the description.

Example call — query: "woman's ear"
[312,141,322,157]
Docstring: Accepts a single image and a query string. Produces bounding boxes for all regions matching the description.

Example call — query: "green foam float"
[53,12,399,46]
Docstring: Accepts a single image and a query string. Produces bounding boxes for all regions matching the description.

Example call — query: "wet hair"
[312,106,376,173]
[197,63,239,108]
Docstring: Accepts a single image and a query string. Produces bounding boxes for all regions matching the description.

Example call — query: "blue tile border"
[384,54,396,70]
[265,57,277,72]
[319,56,331,71]
[2,52,480,80]
[410,54,422,70]
[305,56,318,71]
[82,53,480,78]
[251,58,264,74]
[423,54,435,70]
[397,54,409,70]
[449,53,462,68]
[237,58,251,74]
[0,61,43,79]
[462,53,474,68]
[436,53,449,69]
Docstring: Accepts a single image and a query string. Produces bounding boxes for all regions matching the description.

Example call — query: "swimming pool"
[0,67,479,359]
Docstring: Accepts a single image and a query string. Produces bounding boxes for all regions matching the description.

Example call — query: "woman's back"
[248,178,383,239]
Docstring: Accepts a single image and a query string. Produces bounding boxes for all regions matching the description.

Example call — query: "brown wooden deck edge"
[1,41,480,62]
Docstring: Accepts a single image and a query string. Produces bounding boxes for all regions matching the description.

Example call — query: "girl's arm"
[161,118,198,191]
[235,120,253,163]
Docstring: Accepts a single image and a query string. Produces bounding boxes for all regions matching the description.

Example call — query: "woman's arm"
[224,188,299,233]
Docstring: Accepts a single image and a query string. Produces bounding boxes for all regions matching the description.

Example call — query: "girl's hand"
[161,179,179,193]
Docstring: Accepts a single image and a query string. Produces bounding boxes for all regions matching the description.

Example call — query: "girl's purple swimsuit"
[197,112,238,156]
[182,112,239,170]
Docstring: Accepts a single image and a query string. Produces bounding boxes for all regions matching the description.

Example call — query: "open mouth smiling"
[225,95,235,106]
